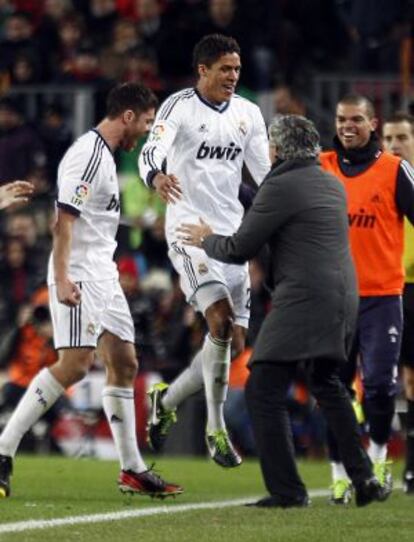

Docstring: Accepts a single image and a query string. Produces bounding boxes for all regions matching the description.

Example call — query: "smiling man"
[139,34,270,468]
[320,95,414,504]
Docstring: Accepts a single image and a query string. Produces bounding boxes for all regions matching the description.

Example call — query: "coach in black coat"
[179,115,388,508]
[204,155,357,365]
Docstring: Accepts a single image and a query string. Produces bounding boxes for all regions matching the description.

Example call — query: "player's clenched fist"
[56,278,81,307]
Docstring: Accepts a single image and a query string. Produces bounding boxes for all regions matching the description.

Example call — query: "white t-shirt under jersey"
[138,88,271,243]
[47,129,120,285]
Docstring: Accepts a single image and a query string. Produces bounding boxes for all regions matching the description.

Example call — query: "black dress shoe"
[354,477,391,507]
[246,495,310,508]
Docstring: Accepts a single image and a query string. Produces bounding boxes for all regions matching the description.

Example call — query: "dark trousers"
[245,359,373,500]
[328,296,402,460]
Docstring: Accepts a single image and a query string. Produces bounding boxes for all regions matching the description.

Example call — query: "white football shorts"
[49,279,135,349]
[169,242,251,328]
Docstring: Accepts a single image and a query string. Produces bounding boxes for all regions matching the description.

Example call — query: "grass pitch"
[0,455,412,542]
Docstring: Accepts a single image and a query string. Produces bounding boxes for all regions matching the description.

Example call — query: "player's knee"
[113,355,138,381]
[209,313,234,340]
[55,351,94,386]
[69,361,90,384]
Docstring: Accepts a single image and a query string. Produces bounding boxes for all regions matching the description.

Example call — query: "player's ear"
[198,64,208,78]
[123,109,135,124]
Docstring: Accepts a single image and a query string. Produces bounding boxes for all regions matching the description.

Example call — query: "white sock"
[368,440,387,463]
[162,349,204,411]
[0,368,64,457]
[330,461,350,482]
[102,386,146,473]
[202,334,231,433]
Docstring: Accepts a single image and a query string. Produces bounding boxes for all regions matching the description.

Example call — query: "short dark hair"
[192,34,240,73]
[383,111,414,132]
[106,83,158,119]
[337,94,375,118]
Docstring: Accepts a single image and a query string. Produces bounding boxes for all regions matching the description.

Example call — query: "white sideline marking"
[0,489,330,535]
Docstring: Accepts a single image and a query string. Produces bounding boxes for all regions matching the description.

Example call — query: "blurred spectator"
[54,13,85,74]
[337,0,411,73]
[118,255,160,370]
[35,0,75,78]
[25,167,55,237]
[8,51,42,85]
[273,84,307,116]
[0,236,39,320]
[0,2,14,41]
[139,216,170,270]
[151,274,205,382]
[79,0,118,50]
[39,103,72,185]
[0,96,47,181]
[0,11,43,81]
[132,0,196,89]
[55,43,109,85]
[99,17,142,81]
[122,47,164,92]
[0,288,71,453]
[197,0,255,87]
[54,44,113,119]
[224,346,256,455]
[5,210,50,281]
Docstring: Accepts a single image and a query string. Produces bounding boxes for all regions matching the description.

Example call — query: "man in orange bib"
[320,95,414,503]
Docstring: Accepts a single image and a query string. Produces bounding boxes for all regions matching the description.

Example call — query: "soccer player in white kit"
[0,83,182,499]
[139,34,270,467]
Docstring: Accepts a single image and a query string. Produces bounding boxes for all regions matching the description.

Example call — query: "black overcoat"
[203,158,358,363]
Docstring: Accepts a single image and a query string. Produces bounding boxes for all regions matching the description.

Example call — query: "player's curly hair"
[106,82,158,119]
[192,34,240,74]
[268,115,321,160]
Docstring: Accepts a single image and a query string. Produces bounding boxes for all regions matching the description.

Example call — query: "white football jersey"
[47,130,120,284]
[138,88,271,242]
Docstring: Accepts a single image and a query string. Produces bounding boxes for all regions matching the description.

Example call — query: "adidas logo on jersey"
[196,141,242,161]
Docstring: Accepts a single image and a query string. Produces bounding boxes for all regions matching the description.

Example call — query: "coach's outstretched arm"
[0,180,33,209]
[178,173,291,264]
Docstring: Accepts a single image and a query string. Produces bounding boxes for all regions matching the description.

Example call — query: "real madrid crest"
[87,322,96,336]
[238,120,248,136]
[198,263,208,275]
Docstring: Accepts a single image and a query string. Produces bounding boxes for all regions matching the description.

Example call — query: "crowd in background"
[0,0,413,457]
[0,0,413,97]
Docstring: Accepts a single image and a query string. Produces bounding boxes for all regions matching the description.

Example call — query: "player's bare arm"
[52,209,81,307]
[0,180,34,210]
[153,172,182,204]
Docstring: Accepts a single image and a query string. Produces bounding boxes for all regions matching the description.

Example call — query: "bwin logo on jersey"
[106,194,120,212]
[196,141,242,161]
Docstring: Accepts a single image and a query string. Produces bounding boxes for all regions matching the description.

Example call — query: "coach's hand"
[153,173,182,204]
[177,218,213,248]
[56,278,81,307]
